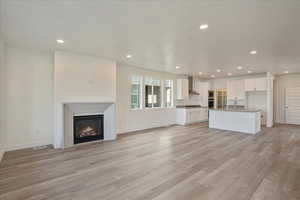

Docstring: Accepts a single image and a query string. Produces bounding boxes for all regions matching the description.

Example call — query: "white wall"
[274,73,300,123]
[116,64,177,134]
[3,46,54,151]
[1,47,179,150]
[54,51,116,148]
[54,51,116,103]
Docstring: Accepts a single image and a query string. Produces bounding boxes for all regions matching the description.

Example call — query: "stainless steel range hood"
[188,76,200,95]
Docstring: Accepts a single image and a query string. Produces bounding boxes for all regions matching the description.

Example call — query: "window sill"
[145,107,176,110]
[130,107,176,111]
[145,107,163,110]
[131,108,143,111]
[165,106,175,109]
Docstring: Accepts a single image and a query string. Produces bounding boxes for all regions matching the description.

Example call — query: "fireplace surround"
[73,115,104,144]
[61,102,116,148]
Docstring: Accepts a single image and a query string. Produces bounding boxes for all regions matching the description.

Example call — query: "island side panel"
[209,110,261,134]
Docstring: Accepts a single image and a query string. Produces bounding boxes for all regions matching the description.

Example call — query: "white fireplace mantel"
[62,102,116,148]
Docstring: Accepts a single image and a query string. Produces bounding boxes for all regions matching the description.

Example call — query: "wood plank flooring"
[0,123,299,200]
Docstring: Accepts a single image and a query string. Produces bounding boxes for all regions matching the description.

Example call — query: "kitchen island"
[209,108,261,134]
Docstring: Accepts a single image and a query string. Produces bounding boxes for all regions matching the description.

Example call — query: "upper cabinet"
[198,82,210,107]
[245,77,267,92]
[255,77,267,91]
[177,79,189,100]
[193,80,201,94]
[244,78,256,91]
[227,79,245,100]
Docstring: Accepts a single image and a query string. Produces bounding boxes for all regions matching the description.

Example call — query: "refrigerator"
[216,89,227,109]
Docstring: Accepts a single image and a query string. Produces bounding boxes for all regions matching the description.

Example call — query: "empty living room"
[0,0,300,199]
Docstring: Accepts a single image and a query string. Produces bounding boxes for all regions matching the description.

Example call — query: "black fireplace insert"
[73,115,104,144]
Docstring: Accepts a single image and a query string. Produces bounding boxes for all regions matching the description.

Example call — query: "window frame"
[164,80,174,108]
[130,75,143,110]
[130,76,175,110]
[144,77,162,109]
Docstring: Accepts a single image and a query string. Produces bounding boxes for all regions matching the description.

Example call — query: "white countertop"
[209,108,261,113]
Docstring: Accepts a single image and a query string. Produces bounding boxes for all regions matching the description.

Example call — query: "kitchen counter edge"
[209,108,261,113]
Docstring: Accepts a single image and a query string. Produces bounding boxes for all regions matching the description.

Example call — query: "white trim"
[4,141,51,152]
[61,101,115,104]
[164,79,174,108]
[266,72,274,127]
[117,124,177,135]
[130,75,143,110]
[130,108,143,111]
[144,107,164,110]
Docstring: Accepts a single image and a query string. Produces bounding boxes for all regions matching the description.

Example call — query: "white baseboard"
[117,124,177,135]
[4,141,52,152]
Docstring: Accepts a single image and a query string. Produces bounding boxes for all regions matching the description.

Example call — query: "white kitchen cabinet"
[194,82,210,107]
[176,108,208,125]
[227,81,235,100]
[193,80,201,94]
[245,77,267,92]
[177,79,189,100]
[236,80,246,99]
[245,79,256,91]
[255,77,267,91]
[227,79,245,100]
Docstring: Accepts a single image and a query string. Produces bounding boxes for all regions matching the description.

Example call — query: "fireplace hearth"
[73,115,104,144]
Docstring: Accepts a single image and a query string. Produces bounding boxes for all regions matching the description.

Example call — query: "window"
[165,80,174,108]
[131,75,142,109]
[145,78,161,108]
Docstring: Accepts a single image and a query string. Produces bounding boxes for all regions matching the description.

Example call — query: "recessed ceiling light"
[56,39,64,44]
[228,73,232,76]
[176,66,181,69]
[126,54,132,59]
[199,72,203,75]
[211,75,215,78]
[248,70,252,74]
[216,69,221,73]
[250,50,257,55]
[200,24,208,30]
[237,66,243,70]
[284,70,289,74]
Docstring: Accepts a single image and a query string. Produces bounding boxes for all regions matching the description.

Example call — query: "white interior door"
[285,87,300,125]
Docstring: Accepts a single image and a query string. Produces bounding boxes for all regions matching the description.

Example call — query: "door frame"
[285,87,300,125]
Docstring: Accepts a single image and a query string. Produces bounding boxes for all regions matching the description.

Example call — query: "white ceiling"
[1,0,300,78]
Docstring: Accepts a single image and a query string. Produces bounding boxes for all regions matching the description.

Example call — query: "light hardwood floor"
[0,123,299,200]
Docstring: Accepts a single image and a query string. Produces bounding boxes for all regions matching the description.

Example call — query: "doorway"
[285,87,300,125]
